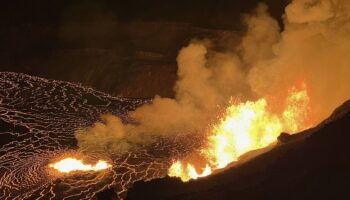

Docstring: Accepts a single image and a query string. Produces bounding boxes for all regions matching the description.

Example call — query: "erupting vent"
[49,158,111,173]
[169,83,311,181]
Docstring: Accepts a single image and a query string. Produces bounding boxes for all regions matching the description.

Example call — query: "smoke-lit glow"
[49,158,111,173]
[169,83,311,181]
[2,0,350,199]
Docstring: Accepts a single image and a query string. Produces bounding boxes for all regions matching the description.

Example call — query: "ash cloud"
[76,0,350,154]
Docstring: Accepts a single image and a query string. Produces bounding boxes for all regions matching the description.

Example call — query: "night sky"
[1,0,288,26]
[0,0,288,97]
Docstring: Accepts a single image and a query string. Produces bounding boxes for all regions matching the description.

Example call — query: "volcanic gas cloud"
[75,0,350,181]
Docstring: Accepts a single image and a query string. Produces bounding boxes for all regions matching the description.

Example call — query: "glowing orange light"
[169,84,311,181]
[49,157,111,173]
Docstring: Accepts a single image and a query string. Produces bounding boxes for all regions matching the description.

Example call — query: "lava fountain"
[169,83,312,181]
[49,158,112,173]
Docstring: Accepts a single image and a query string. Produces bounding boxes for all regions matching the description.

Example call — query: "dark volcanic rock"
[126,100,350,200]
[277,132,292,143]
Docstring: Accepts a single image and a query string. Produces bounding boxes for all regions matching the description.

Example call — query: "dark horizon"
[0,0,288,98]
[1,0,288,27]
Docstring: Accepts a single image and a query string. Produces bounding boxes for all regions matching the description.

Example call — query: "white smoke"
[76,0,350,154]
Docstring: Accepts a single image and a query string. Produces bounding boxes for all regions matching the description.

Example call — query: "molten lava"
[49,158,111,173]
[169,84,311,181]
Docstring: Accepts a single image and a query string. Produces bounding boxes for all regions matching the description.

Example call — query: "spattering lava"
[168,83,312,181]
[49,158,111,173]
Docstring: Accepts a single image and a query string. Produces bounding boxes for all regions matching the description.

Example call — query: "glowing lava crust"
[0,72,197,200]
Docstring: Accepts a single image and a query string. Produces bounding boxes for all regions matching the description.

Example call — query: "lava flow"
[49,158,112,173]
[169,83,312,181]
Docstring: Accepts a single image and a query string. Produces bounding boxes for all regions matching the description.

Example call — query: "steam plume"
[76,0,350,154]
